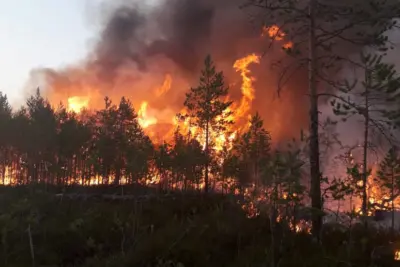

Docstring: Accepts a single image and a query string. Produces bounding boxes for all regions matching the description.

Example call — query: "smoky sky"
[30,0,400,147]
[88,0,259,83]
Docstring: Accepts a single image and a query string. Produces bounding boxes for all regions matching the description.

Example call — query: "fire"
[233,53,260,121]
[67,96,89,113]
[395,250,400,261]
[1,23,312,232]
[138,101,157,129]
[172,53,260,152]
[155,74,172,97]
[262,25,293,49]
[262,25,285,40]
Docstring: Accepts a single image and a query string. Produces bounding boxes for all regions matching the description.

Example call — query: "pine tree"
[25,88,58,183]
[181,55,233,193]
[331,53,400,217]
[242,0,400,238]
[56,107,91,185]
[0,93,12,184]
[231,113,271,188]
[154,142,172,191]
[377,147,400,231]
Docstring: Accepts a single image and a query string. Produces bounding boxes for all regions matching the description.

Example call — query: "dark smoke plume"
[28,0,398,144]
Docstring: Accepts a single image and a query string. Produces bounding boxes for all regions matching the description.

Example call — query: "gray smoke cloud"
[90,0,258,80]
[26,0,310,142]
[28,0,399,146]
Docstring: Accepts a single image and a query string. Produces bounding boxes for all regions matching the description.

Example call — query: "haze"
[0,0,94,106]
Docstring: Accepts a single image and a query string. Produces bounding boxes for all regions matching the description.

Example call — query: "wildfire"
[262,25,293,49]
[67,96,89,113]
[138,101,157,129]
[233,53,260,121]
[0,24,313,233]
[155,74,172,97]
[262,25,285,40]
[395,250,400,261]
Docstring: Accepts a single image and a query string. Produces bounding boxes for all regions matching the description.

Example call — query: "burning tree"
[180,55,233,193]
[226,112,272,189]
[0,93,12,185]
[92,97,153,185]
[241,0,400,238]
[330,53,400,218]
[377,147,400,231]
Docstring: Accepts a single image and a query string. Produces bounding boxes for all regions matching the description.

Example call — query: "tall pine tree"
[331,53,400,217]
[181,55,233,193]
[242,0,400,238]
[377,147,400,231]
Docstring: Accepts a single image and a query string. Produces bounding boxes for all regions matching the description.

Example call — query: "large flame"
[67,96,89,113]
[0,24,312,231]
[395,250,400,261]
[233,53,260,121]
[138,101,158,129]
[155,74,172,97]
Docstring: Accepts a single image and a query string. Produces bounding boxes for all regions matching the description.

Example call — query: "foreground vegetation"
[0,185,397,267]
[3,1,400,265]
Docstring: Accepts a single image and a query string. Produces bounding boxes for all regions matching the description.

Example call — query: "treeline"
[2,53,400,220]
[0,57,304,201]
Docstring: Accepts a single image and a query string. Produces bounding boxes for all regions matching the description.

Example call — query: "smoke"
[24,0,310,142]
[28,0,399,147]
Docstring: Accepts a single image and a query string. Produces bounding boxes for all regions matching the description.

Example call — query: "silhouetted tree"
[331,53,400,217]
[0,93,12,184]
[25,88,57,183]
[377,147,400,231]
[181,55,233,193]
[242,0,400,238]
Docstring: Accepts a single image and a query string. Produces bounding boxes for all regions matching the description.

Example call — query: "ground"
[0,185,398,267]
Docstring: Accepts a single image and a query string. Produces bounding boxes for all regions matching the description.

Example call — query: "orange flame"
[262,25,293,49]
[138,101,157,129]
[262,25,285,40]
[155,74,172,97]
[395,250,400,261]
[67,96,89,113]
[233,53,260,121]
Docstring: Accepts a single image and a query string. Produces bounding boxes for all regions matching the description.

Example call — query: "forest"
[3,0,400,266]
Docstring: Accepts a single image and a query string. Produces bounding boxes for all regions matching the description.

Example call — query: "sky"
[0,0,96,106]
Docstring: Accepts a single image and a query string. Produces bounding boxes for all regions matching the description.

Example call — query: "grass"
[0,185,398,266]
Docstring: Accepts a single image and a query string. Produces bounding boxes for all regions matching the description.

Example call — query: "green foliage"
[377,147,400,192]
[180,55,233,192]
[182,55,233,134]
[0,91,155,186]
[331,53,400,131]
[0,189,397,266]
[225,113,271,187]
[375,147,400,213]
[330,52,400,216]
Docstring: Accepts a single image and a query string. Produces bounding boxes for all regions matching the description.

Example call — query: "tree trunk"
[114,164,121,185]
[392,170,395,232]
[204,120,210,193]
[308,0,322,240]
[362,68,370,221]
[270,180,279,267]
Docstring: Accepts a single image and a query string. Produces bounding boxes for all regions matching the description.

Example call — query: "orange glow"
[262,25,293,50]
[283,41,293,49]
[138,101,157,129]
[395,250,400,261]
[67,96,89,113]
[155,74,172,97]
[262,25,285,40]
[233,53,260,122]
[1,24,315,228]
